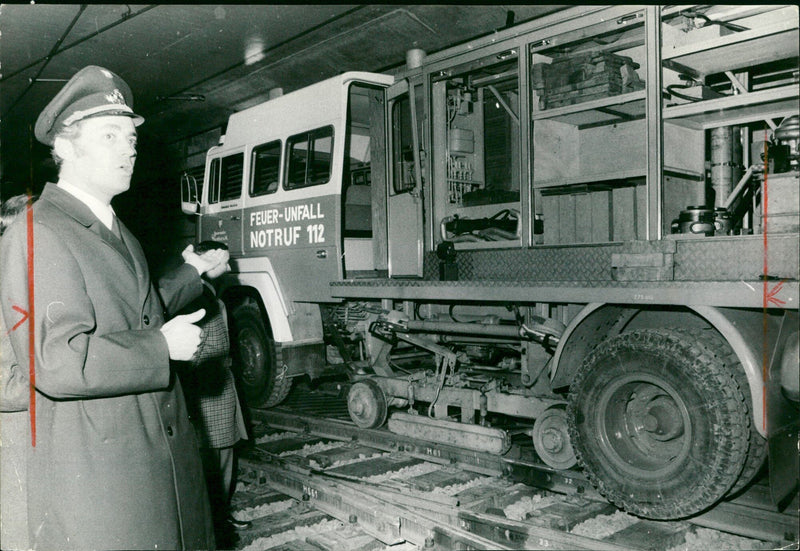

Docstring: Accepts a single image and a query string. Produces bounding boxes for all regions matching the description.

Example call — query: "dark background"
[0,4,567,269]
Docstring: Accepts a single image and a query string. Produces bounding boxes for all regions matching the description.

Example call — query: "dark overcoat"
[0,311,30,551]
[0,183,215,550]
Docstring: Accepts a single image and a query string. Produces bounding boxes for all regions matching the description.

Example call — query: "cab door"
[199,150,244,254]
[386,79,424,277]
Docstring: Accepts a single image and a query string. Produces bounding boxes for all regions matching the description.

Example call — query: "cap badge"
[106,89,126,106]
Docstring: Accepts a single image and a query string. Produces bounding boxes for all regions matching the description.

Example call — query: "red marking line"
[26,194,36,446]
[761,136,768,434]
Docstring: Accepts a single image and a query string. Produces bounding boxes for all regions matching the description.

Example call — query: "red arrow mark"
[765,280,786,307]
[7,304,29,333]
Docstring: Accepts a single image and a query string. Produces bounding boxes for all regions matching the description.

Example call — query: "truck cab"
[182,72,408,406]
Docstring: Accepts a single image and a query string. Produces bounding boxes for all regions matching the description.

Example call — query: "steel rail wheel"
[348,379,388,429]
[230,301,292,408]
[567,329,749,519]
[532,407,577,470]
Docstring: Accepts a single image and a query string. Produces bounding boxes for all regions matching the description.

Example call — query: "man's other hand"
[182,244,230,278]
[160,309,205,361]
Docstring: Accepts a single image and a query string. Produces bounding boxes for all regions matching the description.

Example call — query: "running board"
[388,412,511,455]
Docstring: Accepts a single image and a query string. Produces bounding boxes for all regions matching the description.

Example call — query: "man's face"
[64,116,138,202]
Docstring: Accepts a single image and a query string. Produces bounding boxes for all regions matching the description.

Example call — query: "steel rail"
[250,407,799,545]
[241,441,635,551]
[252,408,595,495]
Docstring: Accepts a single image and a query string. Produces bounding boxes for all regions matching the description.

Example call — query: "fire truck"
[181,5,799,520]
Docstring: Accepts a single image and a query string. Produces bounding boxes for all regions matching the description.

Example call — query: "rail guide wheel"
[532,407,577,470]
[347,379,388,429]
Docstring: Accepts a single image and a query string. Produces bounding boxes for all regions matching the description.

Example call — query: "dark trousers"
[199,446,237,545]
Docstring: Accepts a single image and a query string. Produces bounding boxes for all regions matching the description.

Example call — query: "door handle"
[316,250,327,259]
[228,215,241,221]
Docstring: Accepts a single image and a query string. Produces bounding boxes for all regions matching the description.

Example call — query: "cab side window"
[209,153,244,204]
[251,140,281,197]
[391,95,416,195]
[285,126,334,190]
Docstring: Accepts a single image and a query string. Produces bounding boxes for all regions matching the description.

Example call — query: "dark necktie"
[109,216,135,265]
[111,216,123,241]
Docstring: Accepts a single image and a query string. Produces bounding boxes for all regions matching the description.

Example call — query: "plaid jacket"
[178,284,247,448]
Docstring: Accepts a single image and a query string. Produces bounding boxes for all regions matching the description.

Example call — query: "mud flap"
[768,310,800,509]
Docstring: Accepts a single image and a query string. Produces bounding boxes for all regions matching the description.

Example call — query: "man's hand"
[182,244,230,278]
[160,309,205,361]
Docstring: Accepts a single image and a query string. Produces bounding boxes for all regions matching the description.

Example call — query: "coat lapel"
[117,218,152,302]
[40,184,137,276]
[98,220,135,266]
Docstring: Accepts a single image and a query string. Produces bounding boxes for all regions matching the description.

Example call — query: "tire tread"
[567,328,749,519]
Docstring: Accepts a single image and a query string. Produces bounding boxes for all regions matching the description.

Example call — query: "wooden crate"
[533,51,644,110]
[541,186,615,244]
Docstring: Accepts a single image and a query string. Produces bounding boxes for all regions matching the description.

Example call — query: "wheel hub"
[349,395,367,417]
[237,329,263,384]
[541,428,564,453]
[627,389,684,442]
[597,375,692,479]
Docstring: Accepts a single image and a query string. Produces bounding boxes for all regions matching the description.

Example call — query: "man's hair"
[0,194,34,235]
[51,122,83,166]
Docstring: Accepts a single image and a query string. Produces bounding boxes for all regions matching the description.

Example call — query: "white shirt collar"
[57,180,116,231]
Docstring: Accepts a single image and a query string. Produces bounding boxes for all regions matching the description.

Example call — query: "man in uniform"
[0,65,220,550]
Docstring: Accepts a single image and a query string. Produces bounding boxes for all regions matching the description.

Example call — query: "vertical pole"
[519,40,533,247]
[736,71,751,231]
[408,79,425,276]
[645,6,663,240]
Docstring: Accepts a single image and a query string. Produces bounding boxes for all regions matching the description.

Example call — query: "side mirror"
[180,173,200,215]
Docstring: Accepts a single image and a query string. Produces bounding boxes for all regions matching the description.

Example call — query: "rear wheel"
[691,328,767,495]
[230,301,292,408]
[567,329,749,519]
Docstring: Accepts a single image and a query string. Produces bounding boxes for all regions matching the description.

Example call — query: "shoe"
[227,515,251,530]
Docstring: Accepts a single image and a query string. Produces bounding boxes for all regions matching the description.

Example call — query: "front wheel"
[230,301,292,408]
[567,329,749,519]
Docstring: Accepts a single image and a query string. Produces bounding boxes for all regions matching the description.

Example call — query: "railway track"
[226,382,799,551]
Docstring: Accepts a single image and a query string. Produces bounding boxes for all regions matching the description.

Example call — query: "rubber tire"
[230,301,292,408]
[567,329,749,519]
[684,328,768,495]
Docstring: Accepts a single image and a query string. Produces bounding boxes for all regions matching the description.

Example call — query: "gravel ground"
[254,431,295,444]
[278,440,345,457]
[666,527,769,551]
[430,475,501,496]
[362,461,442,484]
[503,492,563,521]
[239,519,343,551]
[570,510,639,538]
